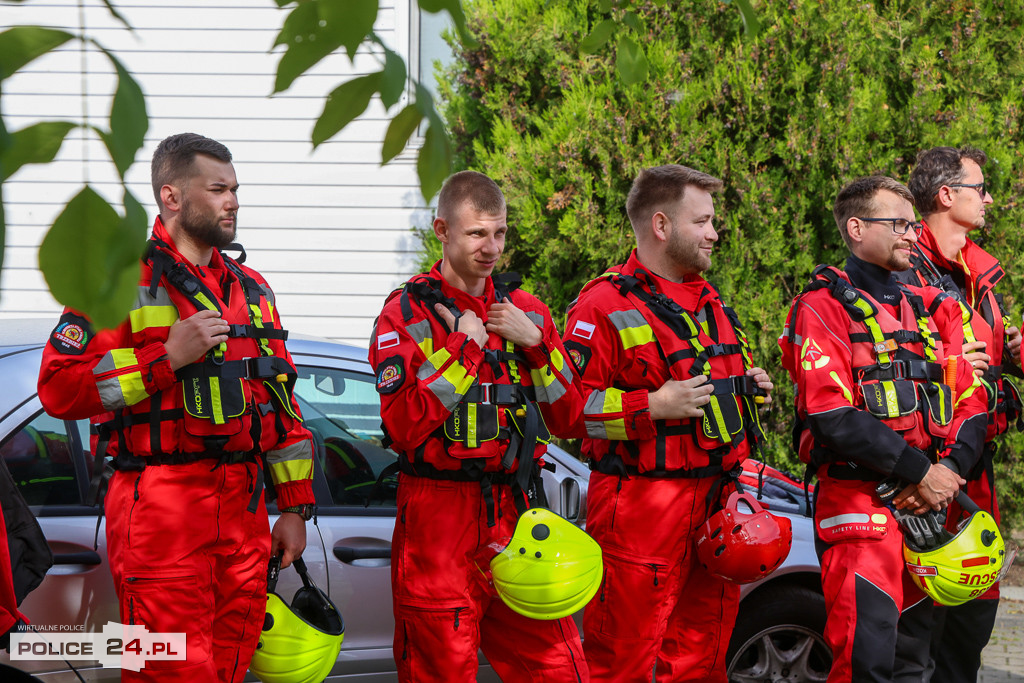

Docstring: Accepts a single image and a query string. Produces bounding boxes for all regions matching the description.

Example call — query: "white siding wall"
[1,0,431,346]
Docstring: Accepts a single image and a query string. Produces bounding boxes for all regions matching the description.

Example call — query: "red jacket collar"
[622,250,718,311]
[917,220,1003,291]
[152,216,227,271]
[423,261,496,311]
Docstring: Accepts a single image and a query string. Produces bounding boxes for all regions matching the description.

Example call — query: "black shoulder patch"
[375,356,406,394]
[48,313,93,355]
[563,340,593,376]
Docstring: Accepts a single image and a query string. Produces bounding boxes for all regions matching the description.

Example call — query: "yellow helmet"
[250,557,344,683]
[903,496,1006,607]
[490,508,603,620]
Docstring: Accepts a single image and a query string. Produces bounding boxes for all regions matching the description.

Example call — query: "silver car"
[0,320,828,682]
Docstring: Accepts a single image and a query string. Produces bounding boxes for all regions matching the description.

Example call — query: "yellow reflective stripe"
[619,324,654,350]
[914,316,938,362]
[883,381,899,418]
[115,371,147,406]
[417,338,435,358]
[958,302,978,344]
[862,317,891,364]
[440,358,473,395]
[828,371,854,404]
[705,396,732,445]
[506,339,521,384]
[129,305,178,333]
[249,303,273,356]
[467,402,478,449]
[209,376,225,424]
[269,458,314,484]
[194,293,218,311]
[602,390,627,439]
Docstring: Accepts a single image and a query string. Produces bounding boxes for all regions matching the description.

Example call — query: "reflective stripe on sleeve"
[406,320,434,357]
[93,349,148,410]
[608,309,653,350]
[529,347,572,404]
[129,286,178,333]
[583,389,627,439]
[266,439,314,484]
[416,348,474,411]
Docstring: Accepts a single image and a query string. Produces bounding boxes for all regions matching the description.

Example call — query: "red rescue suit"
[370,264,587,683]
[895,225,1022,681]
[779,259,987,683]
[38,218,314,683]
[563,251,764,682]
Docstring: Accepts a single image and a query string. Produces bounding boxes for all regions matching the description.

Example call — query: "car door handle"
[333,546,391,563]
[52,551,102,566]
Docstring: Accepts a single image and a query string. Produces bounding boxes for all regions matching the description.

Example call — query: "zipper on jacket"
[128,596,134,625]
[402,622,409,661]
[452,607,466,631]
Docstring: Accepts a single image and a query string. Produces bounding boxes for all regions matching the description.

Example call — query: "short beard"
[666,233,709,274]
[180,203,236,250]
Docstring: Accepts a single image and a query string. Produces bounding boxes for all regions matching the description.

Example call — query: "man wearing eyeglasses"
[779,175,986,683]
[895,146,1023,683]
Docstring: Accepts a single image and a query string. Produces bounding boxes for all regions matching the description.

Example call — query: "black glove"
[892,506,952,551]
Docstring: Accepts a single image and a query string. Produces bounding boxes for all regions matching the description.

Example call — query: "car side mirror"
[560,477,581,523]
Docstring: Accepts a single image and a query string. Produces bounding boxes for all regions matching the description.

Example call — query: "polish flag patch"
[377,331,400,350]
[572,321,596,340]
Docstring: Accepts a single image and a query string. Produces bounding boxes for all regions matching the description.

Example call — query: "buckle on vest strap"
[242,356,275,379]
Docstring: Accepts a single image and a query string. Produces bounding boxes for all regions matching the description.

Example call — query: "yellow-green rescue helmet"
[250,556,344,683]
[903,493,1007,607]
[490,508,603,620]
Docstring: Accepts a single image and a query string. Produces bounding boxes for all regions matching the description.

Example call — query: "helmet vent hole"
[262,614,274,631]
[714,544,726,557]
[732,525,742,535]
[710,526,722,538]
[760,564,767,572]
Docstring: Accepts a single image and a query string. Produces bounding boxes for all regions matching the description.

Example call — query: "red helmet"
[696,490,793,584]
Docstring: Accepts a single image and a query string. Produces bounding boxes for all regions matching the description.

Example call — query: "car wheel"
[726,583,831,683]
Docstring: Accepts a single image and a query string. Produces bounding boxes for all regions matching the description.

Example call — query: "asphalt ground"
[979,587,1024,682]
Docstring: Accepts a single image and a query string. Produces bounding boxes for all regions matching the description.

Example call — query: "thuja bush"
[438,0,1024,526]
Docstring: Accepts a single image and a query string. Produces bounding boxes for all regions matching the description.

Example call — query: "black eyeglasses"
[855,217,923,235]
[948,182,987,198]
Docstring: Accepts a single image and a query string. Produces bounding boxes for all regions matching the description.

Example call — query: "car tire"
[726,582,832,683]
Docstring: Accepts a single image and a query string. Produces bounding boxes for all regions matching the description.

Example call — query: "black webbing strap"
[175,356,293,382]
[853,359,944,382]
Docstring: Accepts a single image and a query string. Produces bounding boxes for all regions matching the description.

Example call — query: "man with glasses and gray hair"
[894,147,1023,682]
[779,175,987,682]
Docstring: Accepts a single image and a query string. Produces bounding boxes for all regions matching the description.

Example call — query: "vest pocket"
[860,380,918,422]
[696,394,744,449]
[182,377,248,433]
[918,382,954,430]
[444,403,499,449]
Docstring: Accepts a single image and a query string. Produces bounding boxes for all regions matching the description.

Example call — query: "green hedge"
[437,0,1024,527]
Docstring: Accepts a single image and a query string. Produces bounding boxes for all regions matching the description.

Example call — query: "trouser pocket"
[591,549,669,641]
[121,572,206,671]
[396,601,477,683]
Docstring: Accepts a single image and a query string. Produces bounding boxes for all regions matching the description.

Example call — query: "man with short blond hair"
[370,170,588,682]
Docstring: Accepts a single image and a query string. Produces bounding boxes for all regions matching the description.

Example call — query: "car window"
[294,366,397,507]
[0,411,87,506]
